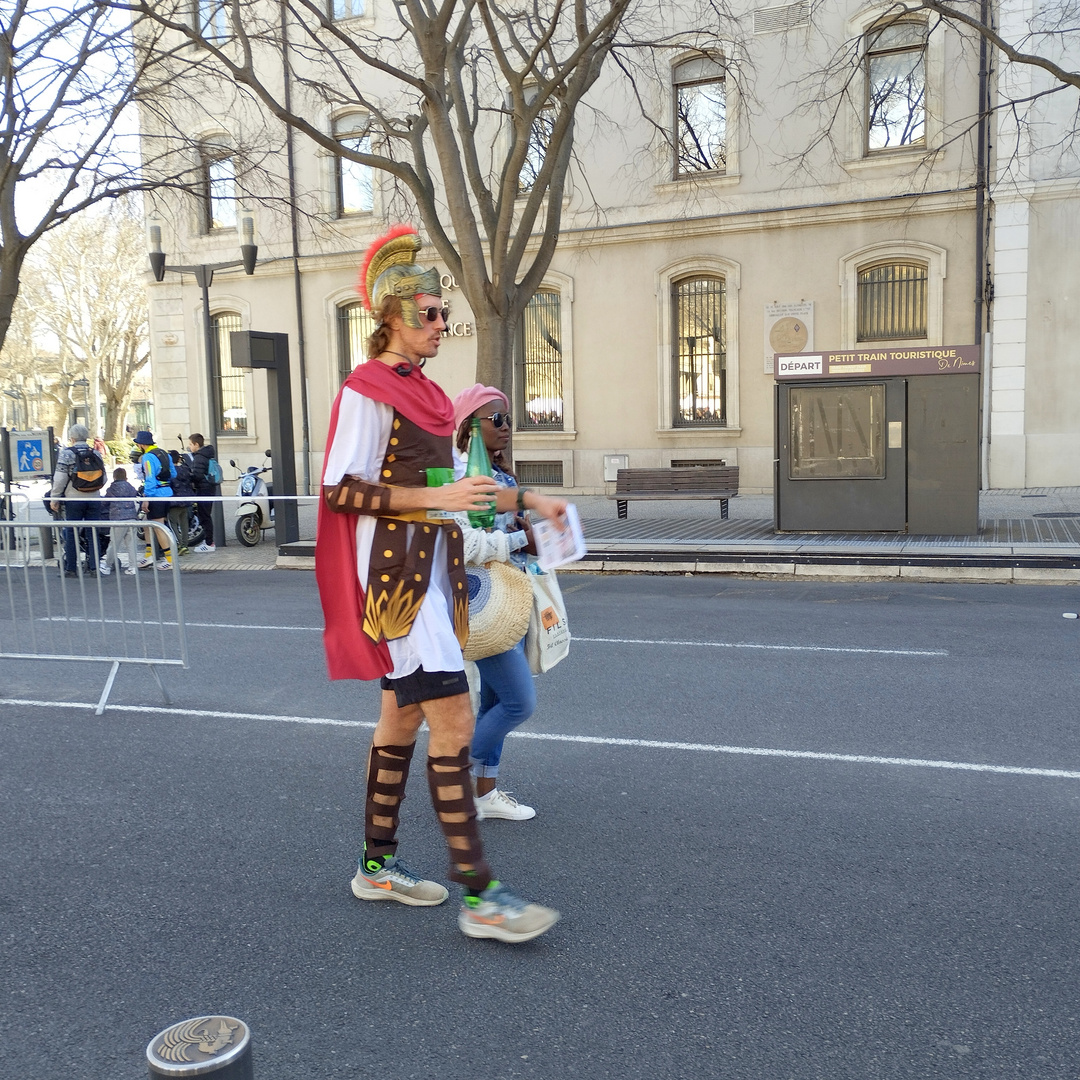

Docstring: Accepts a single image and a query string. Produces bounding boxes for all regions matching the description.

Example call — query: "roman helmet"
[358,224,441,330]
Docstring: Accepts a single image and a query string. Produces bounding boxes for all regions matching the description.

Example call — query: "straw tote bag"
[463,559,534,661]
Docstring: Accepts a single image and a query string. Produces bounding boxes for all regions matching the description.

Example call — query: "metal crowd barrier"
[0,489,33,560]
[0,518,188,713]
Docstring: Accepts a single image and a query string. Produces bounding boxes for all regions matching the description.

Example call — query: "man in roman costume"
[317,225,564,943]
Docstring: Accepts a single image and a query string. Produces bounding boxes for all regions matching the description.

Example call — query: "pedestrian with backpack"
[133,430,175,571]
[49,423,107,578]
[187,433,219,552]
[167,450,196,554]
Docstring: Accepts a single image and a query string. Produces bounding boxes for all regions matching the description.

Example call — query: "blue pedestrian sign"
[9,431,47,478]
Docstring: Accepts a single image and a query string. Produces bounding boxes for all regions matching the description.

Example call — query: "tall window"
[197,0,230,41]
[516,290,563,430]
[202,151,236,232]
[672,276,726,426]
[674,56,726,176]
[337,302,375,384]
[211,312,246,434]
[329,0,364,17]
[333,116,374,216]
[517,92,556,196]
[865,21,927,151]
[857,262,928,340]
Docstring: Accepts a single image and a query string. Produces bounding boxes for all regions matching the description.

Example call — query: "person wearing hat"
[49,423,105,578]
[133,430,174,570]
[317,225,566,943]
[451,384,540,822]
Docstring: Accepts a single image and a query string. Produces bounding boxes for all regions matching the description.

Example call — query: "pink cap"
[452,383,509,429]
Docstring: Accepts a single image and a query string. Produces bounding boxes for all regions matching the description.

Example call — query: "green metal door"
[775,377,907,532]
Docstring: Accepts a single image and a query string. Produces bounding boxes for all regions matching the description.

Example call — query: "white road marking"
[2,697,1074,780]
[39,619,948,656]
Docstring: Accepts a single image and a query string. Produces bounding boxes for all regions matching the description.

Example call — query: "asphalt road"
[3,571,1080,1079]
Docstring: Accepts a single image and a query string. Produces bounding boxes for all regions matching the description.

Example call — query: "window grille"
[753,1,810,33]
[672,276,726,426]
[674,58,726,176]
[337,302,375,384]
[516,461,564,486]
[865,21,927,151]
[516,290,563,430]
[211,313,246,434]
[857,262,928,340]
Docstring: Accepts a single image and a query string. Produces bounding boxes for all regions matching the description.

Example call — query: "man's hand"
[50,501,60,514]
[432,475,498,513]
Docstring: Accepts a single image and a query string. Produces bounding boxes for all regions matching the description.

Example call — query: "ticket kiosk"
[774,346,981,535]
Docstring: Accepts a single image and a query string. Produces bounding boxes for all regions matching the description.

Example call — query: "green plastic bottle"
[465,417,496,529]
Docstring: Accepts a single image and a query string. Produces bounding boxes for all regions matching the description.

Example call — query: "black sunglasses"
[418,305,450,324]
[480,411,512,428]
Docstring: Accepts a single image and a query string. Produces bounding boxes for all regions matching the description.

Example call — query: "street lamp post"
[147,211,259,548]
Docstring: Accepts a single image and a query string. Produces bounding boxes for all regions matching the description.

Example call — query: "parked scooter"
[230,449,274,546]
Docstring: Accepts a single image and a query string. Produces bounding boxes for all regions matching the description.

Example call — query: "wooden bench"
[609,465,740,519]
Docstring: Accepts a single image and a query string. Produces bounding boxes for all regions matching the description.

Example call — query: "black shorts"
[380,666,470,708]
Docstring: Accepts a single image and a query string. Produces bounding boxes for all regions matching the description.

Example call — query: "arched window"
[672,275,726,426]
[211,312,246,433]
[516,290,563,430]
[337,302,375,384]
[673,56,726,177]
[857,261,928,341]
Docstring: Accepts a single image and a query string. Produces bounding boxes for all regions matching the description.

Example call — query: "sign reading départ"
[774,345,981,379]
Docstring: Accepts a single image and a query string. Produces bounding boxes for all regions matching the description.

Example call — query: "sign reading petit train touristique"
[774,344,981,380]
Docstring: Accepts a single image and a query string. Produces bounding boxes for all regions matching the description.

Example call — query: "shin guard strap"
[426,746,492,889]
[365,741,415,853]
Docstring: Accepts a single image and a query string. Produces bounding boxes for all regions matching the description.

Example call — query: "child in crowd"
[99,467,140,576]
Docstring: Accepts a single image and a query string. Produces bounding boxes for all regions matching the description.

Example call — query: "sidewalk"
[266,488,1080,583]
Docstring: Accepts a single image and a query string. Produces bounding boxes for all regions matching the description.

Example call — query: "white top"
[324,387,466,680]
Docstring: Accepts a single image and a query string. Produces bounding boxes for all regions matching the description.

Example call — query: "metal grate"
[673,276,726,426]
[337,302,375,384]
[211,312,246,434]
[516,460,563,485]
[857,262,928,341]
[754,1,810,33]
[516,290,563,430]
[670,459,727,468]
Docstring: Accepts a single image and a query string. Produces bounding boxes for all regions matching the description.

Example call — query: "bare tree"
[0,1,254,358]
[0,209,151,440]
[117,0,697,392]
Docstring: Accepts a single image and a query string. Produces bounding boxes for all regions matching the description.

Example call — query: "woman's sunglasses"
[418,305,450,324]
[480,412,512,428]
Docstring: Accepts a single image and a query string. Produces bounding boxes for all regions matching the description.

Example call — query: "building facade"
[140,0,1080,497]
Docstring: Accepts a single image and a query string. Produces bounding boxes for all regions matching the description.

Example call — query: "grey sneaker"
[350,856,448,907]
[458,882,560,943]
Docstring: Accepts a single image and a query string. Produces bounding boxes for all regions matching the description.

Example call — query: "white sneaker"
[98,560,112,576]
[193,543,215,553]
[475,788,536,821]
[137,557,154,570]
[155,559,171,571]
[124,567,137,576]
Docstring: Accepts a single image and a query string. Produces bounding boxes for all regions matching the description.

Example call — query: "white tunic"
[323,388,466,680]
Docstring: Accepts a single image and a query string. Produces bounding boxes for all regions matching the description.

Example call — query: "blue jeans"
[61,500,106,573]
[471,637,536,779]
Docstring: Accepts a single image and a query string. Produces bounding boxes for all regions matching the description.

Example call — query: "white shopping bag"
[524,565,570,674]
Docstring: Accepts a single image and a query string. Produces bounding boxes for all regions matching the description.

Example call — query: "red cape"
[316,360,455,680]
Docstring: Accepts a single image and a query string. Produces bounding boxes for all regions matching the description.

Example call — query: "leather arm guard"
[324,476,393,516]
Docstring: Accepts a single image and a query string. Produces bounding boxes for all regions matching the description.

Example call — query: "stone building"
[139,0,1080,497]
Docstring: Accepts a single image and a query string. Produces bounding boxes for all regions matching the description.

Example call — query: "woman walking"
[453,384,539,821]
